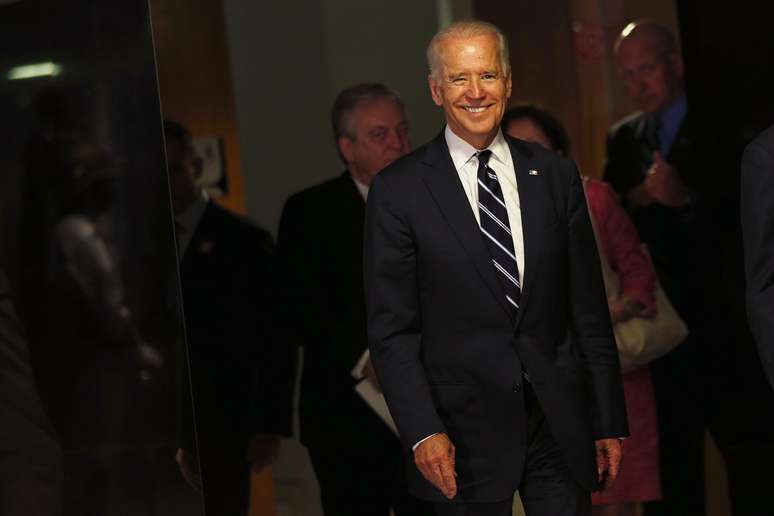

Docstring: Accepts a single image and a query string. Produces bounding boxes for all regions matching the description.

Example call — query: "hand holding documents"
[351,350,398,436]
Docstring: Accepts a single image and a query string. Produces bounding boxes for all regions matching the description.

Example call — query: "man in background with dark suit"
[165,121,293,516]
[742,124,774,389]
[605,20,774,516]
[365,21,627,516]
[276,84,428,515]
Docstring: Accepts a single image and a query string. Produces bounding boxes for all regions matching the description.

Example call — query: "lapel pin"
[529,169,539,176]
[199,240,214,254]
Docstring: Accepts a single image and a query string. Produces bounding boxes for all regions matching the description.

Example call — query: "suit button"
[512,383,521,393]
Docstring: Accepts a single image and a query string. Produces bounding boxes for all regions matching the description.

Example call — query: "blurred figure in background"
[276,83,429,515]
[165,120,294,516]
[606,20,774,516]
[20,130,175,515]
[504,106,661,516]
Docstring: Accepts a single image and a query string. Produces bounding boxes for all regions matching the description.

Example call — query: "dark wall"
[677,0,774,145]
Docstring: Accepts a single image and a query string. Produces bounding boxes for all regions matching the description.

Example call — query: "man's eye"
[482,73,497,80]
[451,77,467,85]
[372,131,386,140]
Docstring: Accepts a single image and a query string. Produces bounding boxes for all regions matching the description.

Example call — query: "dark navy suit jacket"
[365,132,628,502]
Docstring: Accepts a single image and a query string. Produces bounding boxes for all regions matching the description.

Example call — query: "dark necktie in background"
[639,113,662,176]
[476,150,521,316]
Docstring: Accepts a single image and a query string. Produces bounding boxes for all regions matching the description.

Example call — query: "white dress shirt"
[175,190,209,261]
[445,125,525,284]
[413,126,526,451]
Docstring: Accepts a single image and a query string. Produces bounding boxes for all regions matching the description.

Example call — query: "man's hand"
[609,296,646,323]
[362,357,381,393]
[595,438,623,490]
[644,152,689,208]
[627,182,654,208]
[414,433,457,499]
[248,434,281,473]
[175,448,201,491]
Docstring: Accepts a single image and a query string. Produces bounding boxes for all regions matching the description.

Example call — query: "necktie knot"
[477,149,492,167]
[646,114,662,153]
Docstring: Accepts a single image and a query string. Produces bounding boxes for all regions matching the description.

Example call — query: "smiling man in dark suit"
[364,20,627,516]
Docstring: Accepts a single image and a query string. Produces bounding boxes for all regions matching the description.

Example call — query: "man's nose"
[385,131,407,152]
[466,78,485,99]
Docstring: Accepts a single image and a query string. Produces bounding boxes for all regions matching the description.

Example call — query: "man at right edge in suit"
[365,20,628,516]
[742,125,774,389]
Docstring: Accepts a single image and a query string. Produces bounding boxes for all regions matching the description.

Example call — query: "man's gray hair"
[426,20,510,81]
[331,83,405,164]
[332,83,404,141]
[614,19,679,58]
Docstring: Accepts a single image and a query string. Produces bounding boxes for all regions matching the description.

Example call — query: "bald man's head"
[614,21,684,114]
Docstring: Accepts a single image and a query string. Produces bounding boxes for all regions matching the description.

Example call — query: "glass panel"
[0,1,203,514]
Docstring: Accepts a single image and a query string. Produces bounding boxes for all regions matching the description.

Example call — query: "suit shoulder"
[367,146,428,204]
[746,124,774,158]
[378,144,428,181]
[505,135,578,183]
[205,203,273,250]
[283,173,353,211]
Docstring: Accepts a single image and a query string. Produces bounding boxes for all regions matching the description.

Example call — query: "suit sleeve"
[566,165,629,439]
[741,140,774,390]
[604,128,641,202]
[250,230,295,437]
[364,173,446,451]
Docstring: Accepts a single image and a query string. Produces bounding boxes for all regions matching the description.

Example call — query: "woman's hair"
[501,105,571,156]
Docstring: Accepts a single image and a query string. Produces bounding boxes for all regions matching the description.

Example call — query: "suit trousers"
[434,384,590,516]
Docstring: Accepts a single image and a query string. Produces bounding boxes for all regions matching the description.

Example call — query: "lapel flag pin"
[529,169,539,176]
[199,240,214,254]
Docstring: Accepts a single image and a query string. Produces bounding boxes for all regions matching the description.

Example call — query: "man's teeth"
[465,106,487,113]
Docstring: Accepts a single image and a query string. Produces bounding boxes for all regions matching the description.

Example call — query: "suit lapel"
[505,138,542,328]
[419,133,513,321]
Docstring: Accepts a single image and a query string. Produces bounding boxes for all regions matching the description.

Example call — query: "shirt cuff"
[412,433,439,451]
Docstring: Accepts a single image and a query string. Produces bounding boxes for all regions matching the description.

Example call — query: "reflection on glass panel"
[0,1,202,514]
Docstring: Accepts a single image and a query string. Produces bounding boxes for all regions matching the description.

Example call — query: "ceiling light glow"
[7,62,62,80]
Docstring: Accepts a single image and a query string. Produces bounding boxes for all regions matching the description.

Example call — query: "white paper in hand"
[354,378,398,436]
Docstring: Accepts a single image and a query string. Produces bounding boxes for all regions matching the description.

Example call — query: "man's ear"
[338,135,354,165]
[505,71,513,100]
[428,75,444,107]
[670,53,684,79]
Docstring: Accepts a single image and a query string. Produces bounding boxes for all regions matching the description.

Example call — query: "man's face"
[339,98,410,186]
[166,137,203,214]
[429,34,512,149]
[616,34,683,114]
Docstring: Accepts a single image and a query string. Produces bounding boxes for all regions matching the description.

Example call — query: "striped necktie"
[476,150,521,315]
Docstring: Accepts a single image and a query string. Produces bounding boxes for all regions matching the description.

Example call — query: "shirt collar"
[175,189,209,234]
[657,93,687,133]
[444,125,511,172]
[351,175,369,201]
